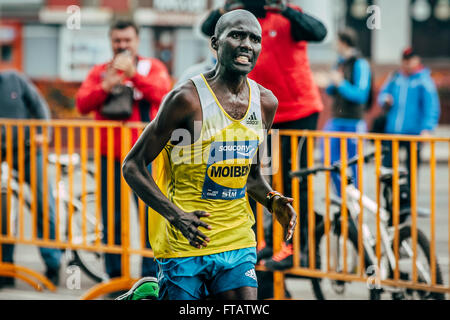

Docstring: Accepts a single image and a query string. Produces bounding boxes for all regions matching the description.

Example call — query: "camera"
[226,0,285,9]
[240,0,283,5]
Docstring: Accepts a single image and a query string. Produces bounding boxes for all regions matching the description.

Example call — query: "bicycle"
[290,150,445,300]
[0,153,108,283]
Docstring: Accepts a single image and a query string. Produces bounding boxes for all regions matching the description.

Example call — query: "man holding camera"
[76,20,171,281]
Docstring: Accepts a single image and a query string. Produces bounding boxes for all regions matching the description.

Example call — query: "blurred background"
[0,0,449,300]
[0,0,449,128]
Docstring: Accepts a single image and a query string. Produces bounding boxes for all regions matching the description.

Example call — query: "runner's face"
[215,20,262,75]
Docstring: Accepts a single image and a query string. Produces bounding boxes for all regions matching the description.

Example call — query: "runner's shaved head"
[214,9,261,38]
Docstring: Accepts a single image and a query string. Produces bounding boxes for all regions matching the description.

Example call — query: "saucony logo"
[237,147,256,157]
[218,145,251,153]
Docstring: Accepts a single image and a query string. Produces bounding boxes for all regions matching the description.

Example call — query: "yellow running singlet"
[148,74,265,258]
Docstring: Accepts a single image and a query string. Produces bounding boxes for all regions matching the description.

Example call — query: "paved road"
[0,160,448,300]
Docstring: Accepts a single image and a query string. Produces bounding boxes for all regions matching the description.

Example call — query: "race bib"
[202,140,258,200]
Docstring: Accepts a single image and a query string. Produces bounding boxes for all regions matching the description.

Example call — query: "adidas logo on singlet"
[246,112,259,126]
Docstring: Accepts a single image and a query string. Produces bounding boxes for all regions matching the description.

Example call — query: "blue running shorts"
[156,247,258,300]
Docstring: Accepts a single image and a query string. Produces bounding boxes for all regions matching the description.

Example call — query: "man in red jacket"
[201,0,326,274]
[76,20,171,281]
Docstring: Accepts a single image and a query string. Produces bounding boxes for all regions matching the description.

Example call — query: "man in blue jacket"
[378,48,440,188]
[325,28,373,196]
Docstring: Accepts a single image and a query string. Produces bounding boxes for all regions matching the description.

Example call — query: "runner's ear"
[211,36,219,51]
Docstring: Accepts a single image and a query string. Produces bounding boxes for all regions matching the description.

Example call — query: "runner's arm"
[122,82,211,248]
[246,86,277,207]
[246,86,296,241]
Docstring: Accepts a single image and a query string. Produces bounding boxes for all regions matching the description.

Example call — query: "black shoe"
[0,276,15,289]
[262,244,311,270]
[107,290,127,300]
[262,243,294,271]
[257,246,273,263]
[45,267,60,286]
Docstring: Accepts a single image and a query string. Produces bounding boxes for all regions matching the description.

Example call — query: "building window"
[0,44,13,62]
[0,23,22,71]
[411,0,450,59]
[344,0,374,58]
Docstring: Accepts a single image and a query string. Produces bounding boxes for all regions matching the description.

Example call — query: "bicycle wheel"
[388,225,445,300]
[312,215,381,300]
[71,192,108,283]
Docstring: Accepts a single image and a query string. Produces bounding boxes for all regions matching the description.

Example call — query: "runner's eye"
[231,32,241,39]
[250,35,261,43]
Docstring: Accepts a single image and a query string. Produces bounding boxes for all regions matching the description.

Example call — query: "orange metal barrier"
[256,129,450,299]
[0,119,152,299]
[0,119,449,300]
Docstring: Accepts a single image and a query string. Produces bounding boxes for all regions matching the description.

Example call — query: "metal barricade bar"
[0,119,447,299]
[258,128,450,298]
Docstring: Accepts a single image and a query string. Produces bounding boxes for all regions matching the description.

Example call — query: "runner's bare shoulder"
[257,83,278,129]
[158,79,201,124]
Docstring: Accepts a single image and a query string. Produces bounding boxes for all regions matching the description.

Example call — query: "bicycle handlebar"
[290,166,337,178]
[47,153,95,177]
[289,149,386,179]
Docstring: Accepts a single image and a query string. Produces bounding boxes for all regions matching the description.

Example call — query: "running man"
[122,10,296,300]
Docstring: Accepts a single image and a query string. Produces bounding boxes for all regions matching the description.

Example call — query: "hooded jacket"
[377,67,440,135]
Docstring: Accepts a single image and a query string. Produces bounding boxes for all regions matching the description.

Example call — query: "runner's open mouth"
[235,55,251,64]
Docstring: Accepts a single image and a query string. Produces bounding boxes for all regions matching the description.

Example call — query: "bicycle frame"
[0,157,97,242]
[332,182,432,286]
[342,184,395,271]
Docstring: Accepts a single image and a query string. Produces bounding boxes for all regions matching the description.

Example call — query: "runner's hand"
[272,196,297,241]
[172,210,212,249]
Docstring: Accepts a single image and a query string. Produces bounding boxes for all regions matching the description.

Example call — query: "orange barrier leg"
[0,271,41,291]
[80,277,138,300]
[0,262,56,292]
